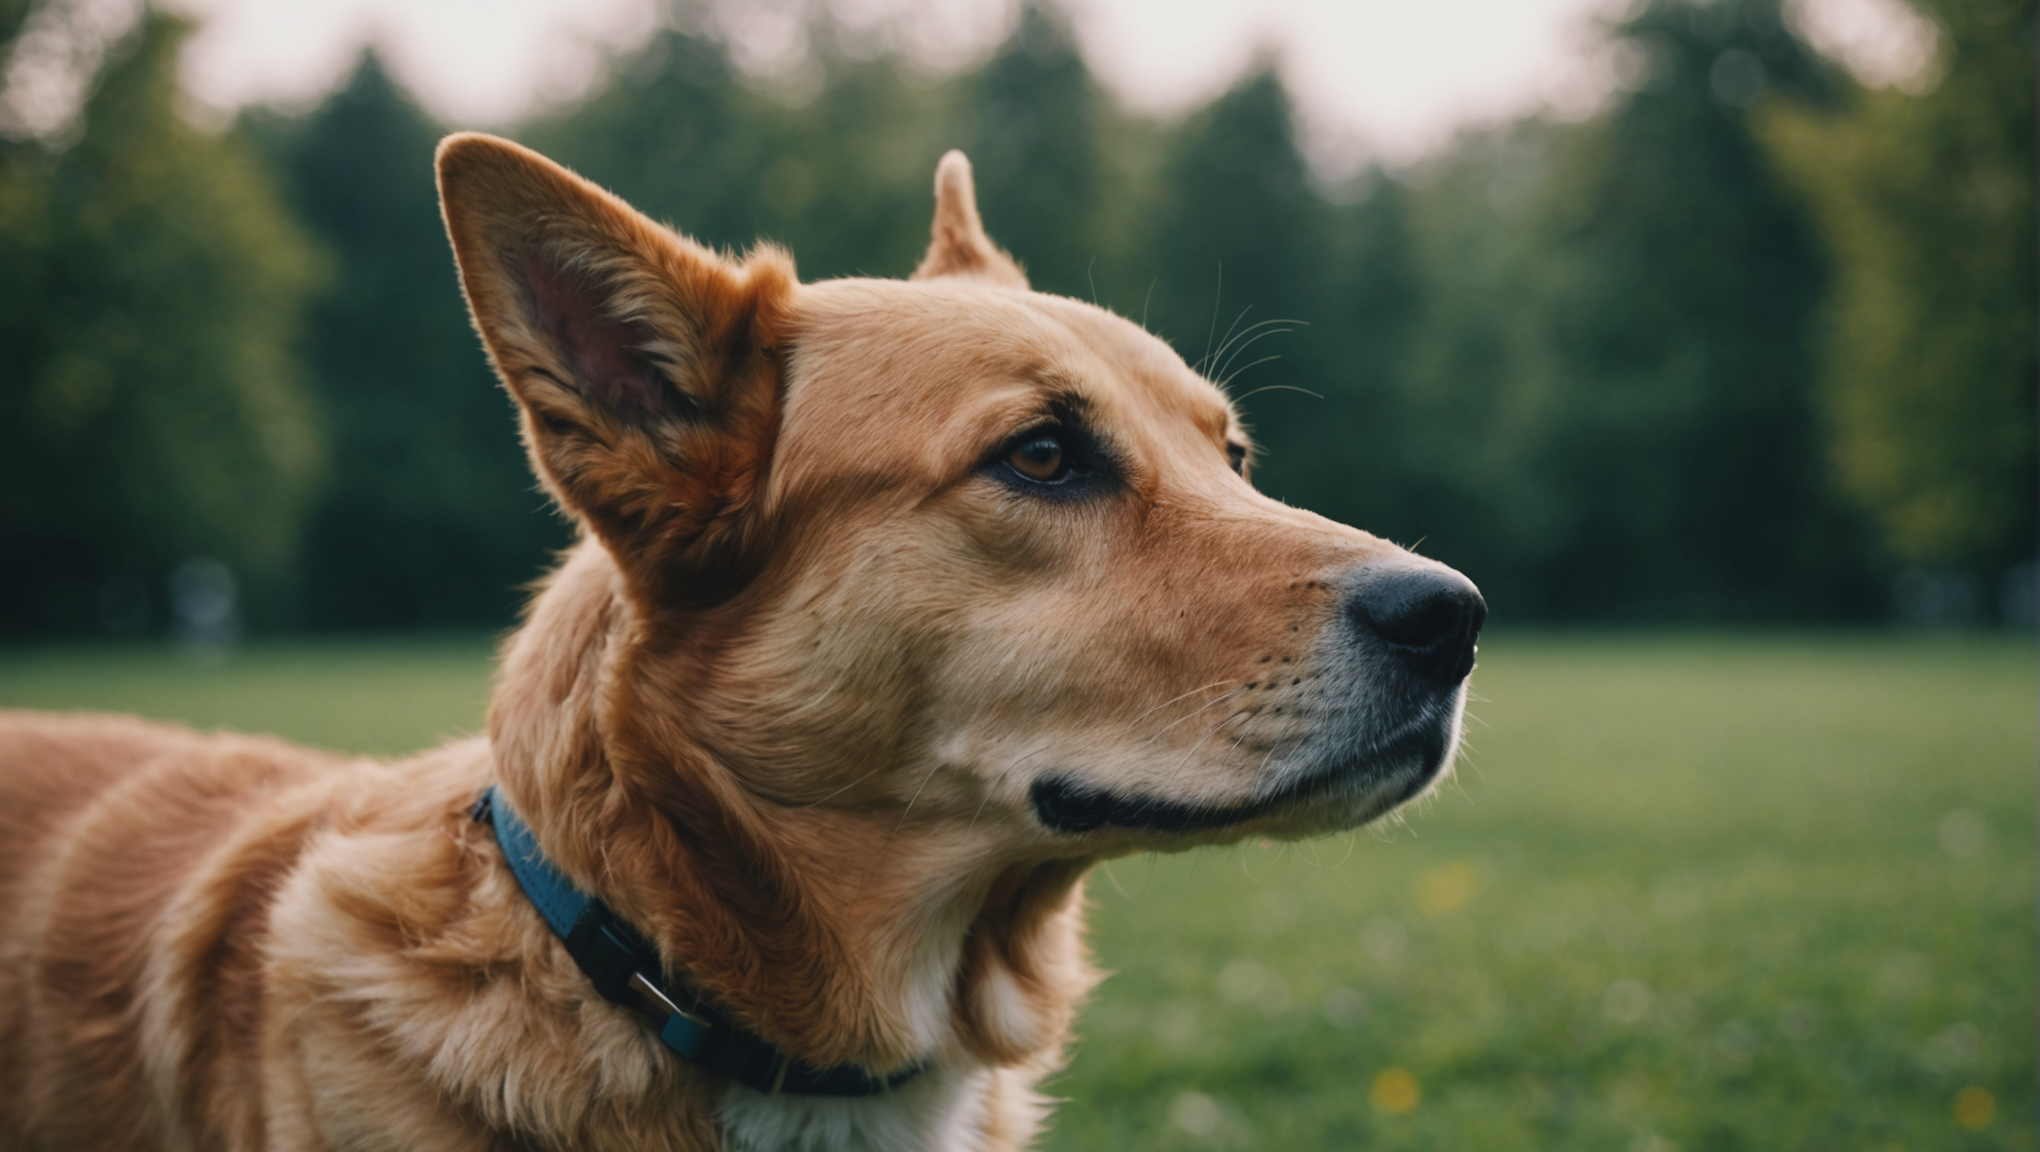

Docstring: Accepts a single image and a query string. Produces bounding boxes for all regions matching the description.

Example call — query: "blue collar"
[472,786,922,1097]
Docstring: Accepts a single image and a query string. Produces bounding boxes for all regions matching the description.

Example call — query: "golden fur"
[0,136,1481,1150]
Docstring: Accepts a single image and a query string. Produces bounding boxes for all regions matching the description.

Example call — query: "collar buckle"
[479,785,923,1095]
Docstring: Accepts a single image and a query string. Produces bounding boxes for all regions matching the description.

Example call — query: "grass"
[1,630,2030,1149]
[0,634,499,756]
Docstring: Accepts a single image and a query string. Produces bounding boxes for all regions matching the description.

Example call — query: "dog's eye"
[1226,442,1247,475]
[1008,433,1069,483]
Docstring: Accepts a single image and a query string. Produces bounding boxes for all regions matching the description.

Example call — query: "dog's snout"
[1348,569,1486,684]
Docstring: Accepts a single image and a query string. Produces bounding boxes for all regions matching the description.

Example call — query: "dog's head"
[440,134,1481,1070]
[440,134,1482,860]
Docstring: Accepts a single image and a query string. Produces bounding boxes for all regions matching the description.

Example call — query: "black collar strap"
[472,786,922,1097]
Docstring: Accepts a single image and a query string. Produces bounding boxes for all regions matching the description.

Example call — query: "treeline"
[0,0,2030,636]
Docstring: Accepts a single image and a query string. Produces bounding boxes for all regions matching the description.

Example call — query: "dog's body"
[0,137,1482,1150]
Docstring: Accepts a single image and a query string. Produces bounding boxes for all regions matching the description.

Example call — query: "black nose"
[1348,569,1486,684]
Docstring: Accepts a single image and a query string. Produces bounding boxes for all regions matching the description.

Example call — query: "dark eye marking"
[1227,442,1248,475]
[982,400,1118,500]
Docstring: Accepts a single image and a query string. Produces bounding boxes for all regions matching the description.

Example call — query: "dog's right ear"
[912,151,1028,289]
[437,133,794,606]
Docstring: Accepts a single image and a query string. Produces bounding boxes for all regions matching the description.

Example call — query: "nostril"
[1347,570,1486,684]
[1377,592,1463,649]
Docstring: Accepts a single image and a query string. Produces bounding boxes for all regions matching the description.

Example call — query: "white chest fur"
[718,1064,997,1152]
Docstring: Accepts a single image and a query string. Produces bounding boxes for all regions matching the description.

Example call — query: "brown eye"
[1008,434,1067,482]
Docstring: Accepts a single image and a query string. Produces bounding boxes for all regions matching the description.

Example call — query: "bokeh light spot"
[1169,1091,1223,1137]
[1414,861,1482,916]
[1954,1086,1995,1130]
[1370,1067,1421,1114]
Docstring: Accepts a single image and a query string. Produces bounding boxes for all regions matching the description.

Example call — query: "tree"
[0,12,321,635]
[1761,0,2036,582]
[256,54,566,628]
[528,33,762,256]
[531,30,951,284]
[1134,69,1343,506]
[1505,0,1868,617]
[947,4,1109,299]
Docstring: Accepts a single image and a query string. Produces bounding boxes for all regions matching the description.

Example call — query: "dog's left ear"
[912,150,1028,289]
[437,133,794,606]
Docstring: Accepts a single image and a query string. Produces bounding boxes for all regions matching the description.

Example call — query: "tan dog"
[0,135,1482,1151]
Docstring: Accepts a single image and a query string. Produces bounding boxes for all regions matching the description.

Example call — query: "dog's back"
[0,713,343,1149]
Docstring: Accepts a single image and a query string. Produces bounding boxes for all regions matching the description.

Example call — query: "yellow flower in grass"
[1370,1067,1420,1114]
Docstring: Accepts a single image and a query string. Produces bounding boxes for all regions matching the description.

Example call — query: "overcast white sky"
[5,0,1944,168]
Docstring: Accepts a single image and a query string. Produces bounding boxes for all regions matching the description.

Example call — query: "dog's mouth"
[1028,708,1456,836]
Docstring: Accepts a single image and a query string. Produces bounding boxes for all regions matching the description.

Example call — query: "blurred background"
[0,0,2032,1147]
[0,0,2030,636]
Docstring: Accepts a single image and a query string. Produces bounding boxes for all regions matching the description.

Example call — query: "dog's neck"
[485,540,1093,1078]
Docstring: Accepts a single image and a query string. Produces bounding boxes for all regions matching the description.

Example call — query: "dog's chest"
[716,1064,998,1152]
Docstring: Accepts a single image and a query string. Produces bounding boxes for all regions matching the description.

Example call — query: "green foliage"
[1390,124,1569,603]
[1760,0,2037,571]
[4,0,2030,633]
[1410,0,1870,620]
[1239,175,1424,560]
[0,12,322,634]
[1124,67,1429,569]
[250,55,568,628]
[950,4,1110,298]
[3,632,2027,1144]
[527,33,945,283]
[1137,67,1324,369]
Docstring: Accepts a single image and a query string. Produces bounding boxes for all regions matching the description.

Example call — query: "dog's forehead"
[781,278,1238,476]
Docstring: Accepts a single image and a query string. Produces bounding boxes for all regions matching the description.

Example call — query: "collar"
[472,786,923,1097]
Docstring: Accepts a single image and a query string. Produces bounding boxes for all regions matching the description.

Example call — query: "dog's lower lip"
[1030,712,1453,835]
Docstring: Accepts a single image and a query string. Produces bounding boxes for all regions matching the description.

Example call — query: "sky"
[4,0,1944,169]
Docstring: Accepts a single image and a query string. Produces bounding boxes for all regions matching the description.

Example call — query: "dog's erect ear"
[437,132,794,605]
[911,150,1028,289]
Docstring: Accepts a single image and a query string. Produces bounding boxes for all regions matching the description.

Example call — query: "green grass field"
[1,631,2030,1149]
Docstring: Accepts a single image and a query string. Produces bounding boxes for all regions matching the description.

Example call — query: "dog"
[0,134,1483,1151]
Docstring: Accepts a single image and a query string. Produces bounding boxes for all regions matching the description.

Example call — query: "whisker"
[1130,678,1237,726]
[1229,380,1321,403]
[1209,314,1292,369]
[1215,326,1295,387]
[1144,685,1250,741]
[1330,829,1358,870]
[1253,744,1278,780]
[964,787,998,837]
[965,746,1050,836]
[890,761,945,838]
[1202,305,1253,375]
[800,762,889,808]
[1140,278,1157,331]
[1218,332,1291,386]
[1211,318,1302,384]
[1221,728,1253,759]
[1100,859,1133,898]
[1161,706,1254,779]
[1219,354,1287,392]
[1198,262,1223,374]
[1219,339,1293,395]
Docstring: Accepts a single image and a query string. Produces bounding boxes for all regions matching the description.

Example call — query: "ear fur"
[911,150,1028,289]
[436,132,795,606]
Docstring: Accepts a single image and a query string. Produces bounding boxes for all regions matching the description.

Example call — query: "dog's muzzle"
[1030,563,1484,837]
